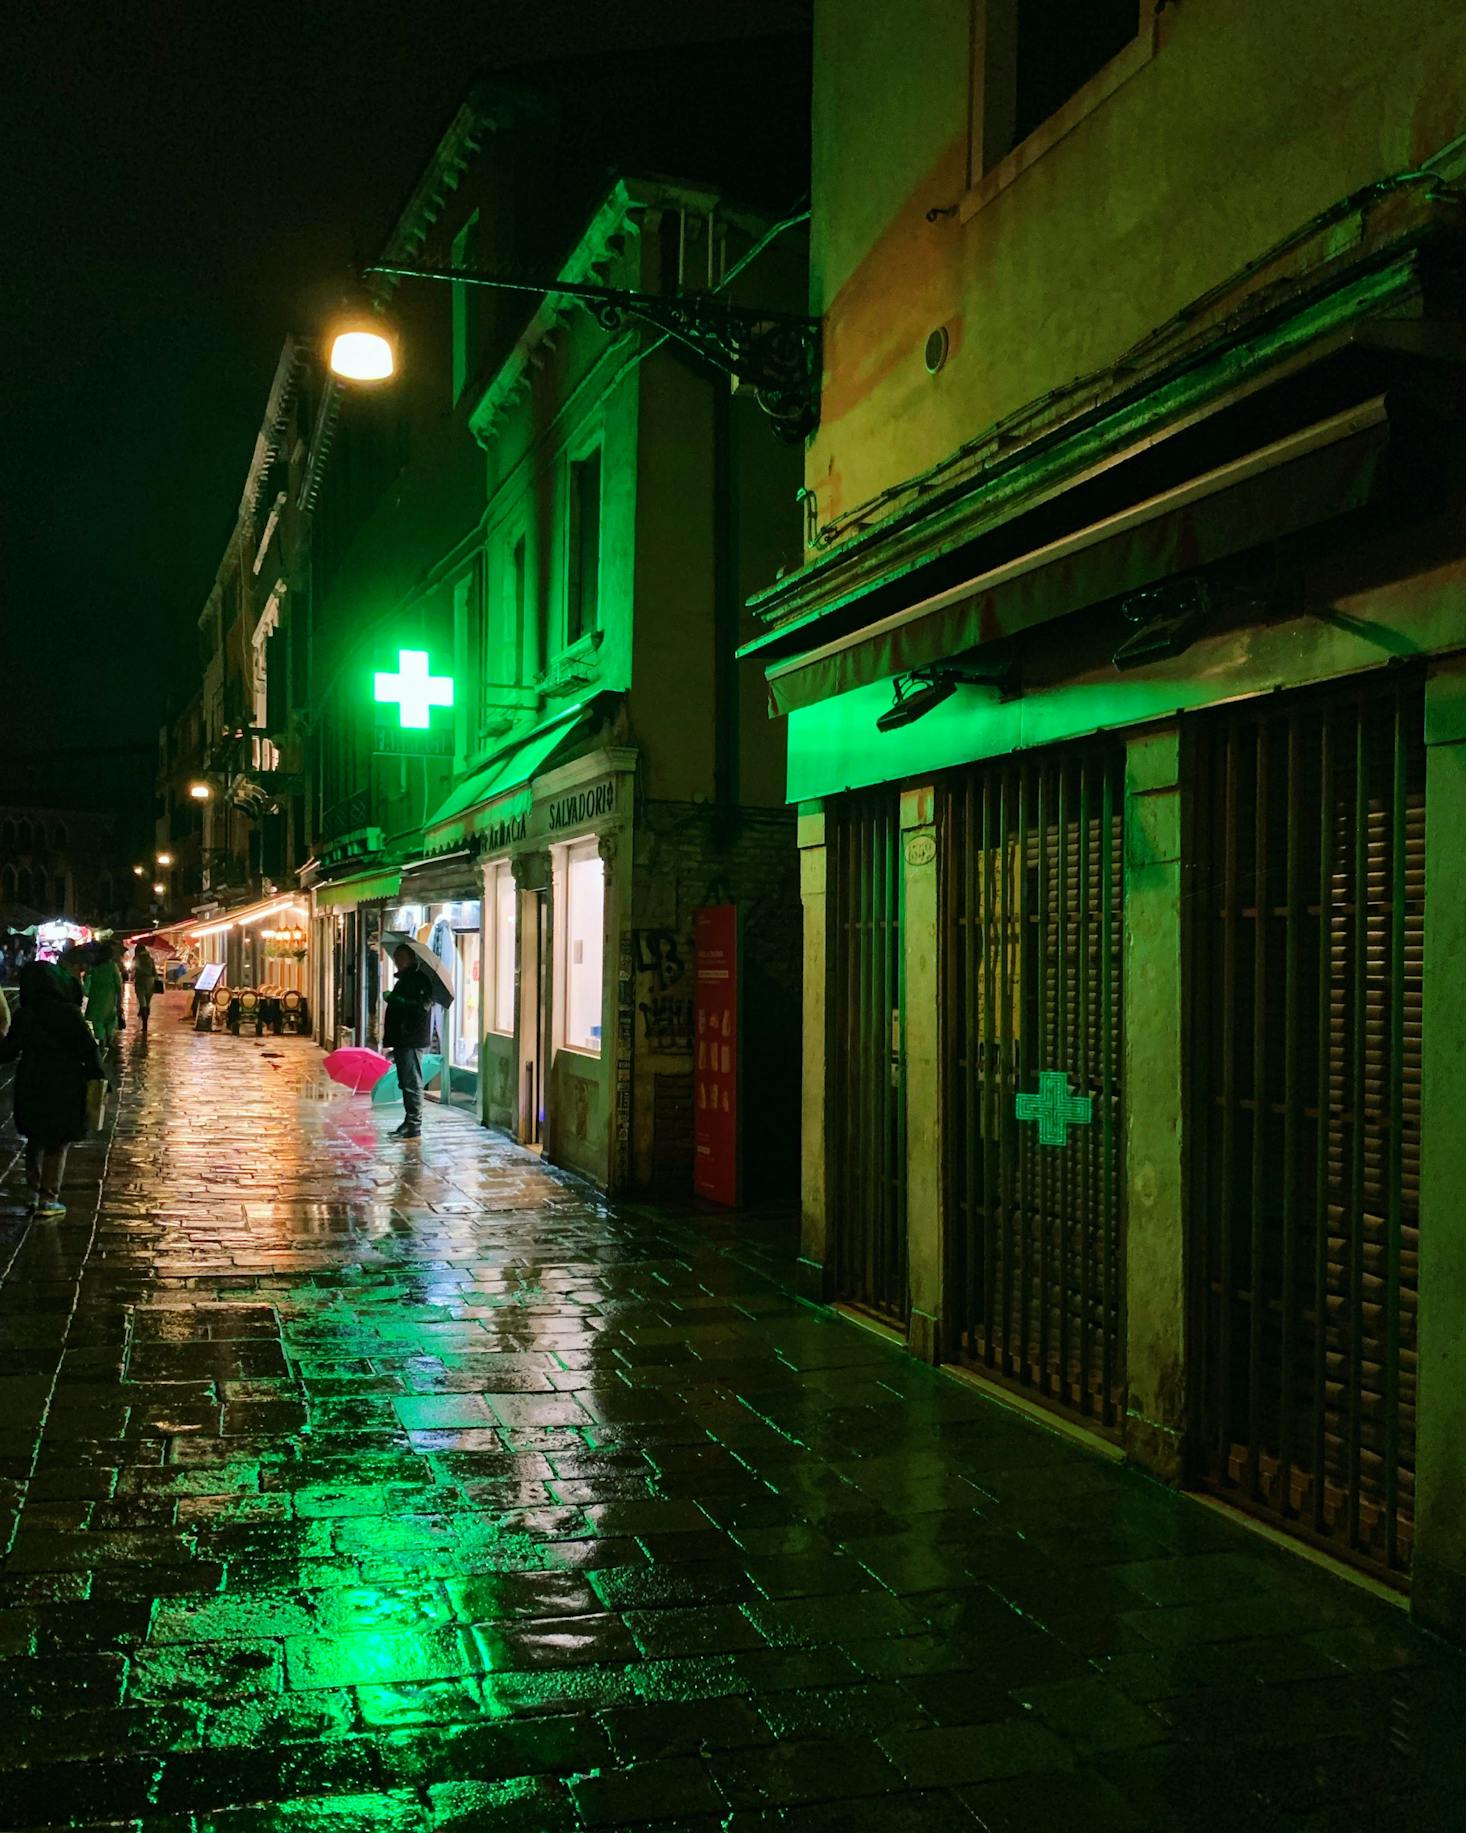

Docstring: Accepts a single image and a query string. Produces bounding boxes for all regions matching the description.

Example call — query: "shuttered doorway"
[940,744,1125,1428]
[1188,673,1424,1583]
[827,793,907,1323]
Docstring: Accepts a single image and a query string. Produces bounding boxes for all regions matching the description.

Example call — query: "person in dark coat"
[382,944,435,1139]
[132,945,159,1034]
[0,957,105,1215]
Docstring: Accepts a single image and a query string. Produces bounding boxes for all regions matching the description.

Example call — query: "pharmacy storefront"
[421,733,635,1189]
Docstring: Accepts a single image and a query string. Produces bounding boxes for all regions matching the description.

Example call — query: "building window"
[54,874,68,910]
[513,534,543,683]
[972,0,1142,178]
[16,820,31,852]
[489,861,517,1034]
[1,864,14,899]
[15,866,32,905]
[453,568,477,761]
[52,822,67,849]
[566,447,602,646]
[451,211,482,407]
[561,841,604,1054]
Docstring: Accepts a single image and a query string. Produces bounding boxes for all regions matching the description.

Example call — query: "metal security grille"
[1189,674,1424,1582]
[941,746,1125,1427]
[827,793,907,1322]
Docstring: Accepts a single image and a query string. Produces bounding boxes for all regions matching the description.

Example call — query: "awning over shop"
[422,705,589,850]
[762,397,1391,717]
[313,867,403,910]
[186,892,310,941]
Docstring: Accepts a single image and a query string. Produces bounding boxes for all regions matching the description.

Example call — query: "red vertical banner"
[693,903,739,1206]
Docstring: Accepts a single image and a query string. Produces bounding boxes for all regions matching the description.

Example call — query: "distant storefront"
[383,865,484,1112]
[414,725,798,1198]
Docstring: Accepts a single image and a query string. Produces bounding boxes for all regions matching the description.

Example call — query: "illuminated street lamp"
[152,881,166,897]
[188,781,212,801]
[132,864,146,878]
[327,314,396,383]
[156,851,174,867]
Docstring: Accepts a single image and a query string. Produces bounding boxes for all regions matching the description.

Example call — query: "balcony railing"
[320,789,369,844]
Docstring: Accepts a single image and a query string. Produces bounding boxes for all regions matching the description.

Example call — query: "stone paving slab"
[0,1000,1463,1829]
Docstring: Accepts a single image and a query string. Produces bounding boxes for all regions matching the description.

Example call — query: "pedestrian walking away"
[131,942,158,1034]
[382,942,434,1139]
[0,957,106,1215]
[85,939,125,1055]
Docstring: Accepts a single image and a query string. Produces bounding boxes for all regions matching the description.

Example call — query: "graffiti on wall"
[634,928,693,1052]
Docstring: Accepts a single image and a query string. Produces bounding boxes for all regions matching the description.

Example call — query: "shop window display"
[562,843,604,1054]
[491,863,516,1034]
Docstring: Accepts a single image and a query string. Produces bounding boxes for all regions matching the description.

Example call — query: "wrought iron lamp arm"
[364,261,820,445]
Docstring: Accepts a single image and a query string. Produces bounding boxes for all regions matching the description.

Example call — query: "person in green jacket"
[84,941,125,1053]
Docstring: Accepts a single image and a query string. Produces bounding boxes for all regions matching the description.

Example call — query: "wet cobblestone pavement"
[2,1000,1464,1830]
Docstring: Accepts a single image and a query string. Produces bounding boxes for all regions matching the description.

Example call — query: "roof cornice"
[466,174,770,447]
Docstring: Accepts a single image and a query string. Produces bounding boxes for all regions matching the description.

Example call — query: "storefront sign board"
[693,904,740,1207]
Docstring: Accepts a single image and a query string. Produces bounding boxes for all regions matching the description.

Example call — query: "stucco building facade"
[301,43,811,1196]
[744,0,1466,1634]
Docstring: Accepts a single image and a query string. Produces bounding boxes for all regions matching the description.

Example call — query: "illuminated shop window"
[491,862,517,1034]
[447,904,482,1071]
[562,841,604,1054]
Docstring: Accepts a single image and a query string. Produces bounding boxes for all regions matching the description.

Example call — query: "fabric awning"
[422,706,589,849]
[186,891,310,940]
[763,396,1391,717]
[313,867,403,910]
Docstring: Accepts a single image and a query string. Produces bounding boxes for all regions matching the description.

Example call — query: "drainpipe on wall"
[712,377,740,847]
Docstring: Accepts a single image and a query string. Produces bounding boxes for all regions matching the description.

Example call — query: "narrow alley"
[1,1012,1462,1832]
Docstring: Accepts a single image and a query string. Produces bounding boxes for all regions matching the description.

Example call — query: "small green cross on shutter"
[1015,1071,1093,1147]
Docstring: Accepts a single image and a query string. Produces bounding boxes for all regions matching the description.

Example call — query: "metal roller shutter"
[940,744,1126,1428]
[1188,672,1424,1583]
[827,793,908,1323]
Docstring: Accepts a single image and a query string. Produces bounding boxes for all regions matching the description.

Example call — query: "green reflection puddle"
[284,1624,473,1691]
[202,1787,425,1831]
[357,1675,502,1727]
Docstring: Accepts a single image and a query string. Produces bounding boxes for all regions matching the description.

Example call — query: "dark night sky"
[2,0,808,815]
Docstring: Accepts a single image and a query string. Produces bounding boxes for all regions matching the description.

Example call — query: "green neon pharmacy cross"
[1014,1070,1093,1147]
[374,650,454,729]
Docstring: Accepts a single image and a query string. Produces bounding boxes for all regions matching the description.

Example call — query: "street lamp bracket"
[365,261,821,444]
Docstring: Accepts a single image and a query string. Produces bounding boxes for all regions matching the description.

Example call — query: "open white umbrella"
[383,932,454,1006]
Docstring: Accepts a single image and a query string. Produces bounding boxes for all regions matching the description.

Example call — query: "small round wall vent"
[924,325,950,374]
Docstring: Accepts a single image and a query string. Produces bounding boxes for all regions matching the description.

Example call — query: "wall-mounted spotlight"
[1113,578,1217,671]
[876,662,1013,733]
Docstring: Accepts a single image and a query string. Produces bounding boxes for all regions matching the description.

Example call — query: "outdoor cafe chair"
[231,988,266,1036]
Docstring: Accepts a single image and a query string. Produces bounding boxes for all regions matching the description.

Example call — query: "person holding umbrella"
[382,942,438,1139]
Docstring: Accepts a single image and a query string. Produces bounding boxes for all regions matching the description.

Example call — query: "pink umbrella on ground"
[323,1047,392,1093]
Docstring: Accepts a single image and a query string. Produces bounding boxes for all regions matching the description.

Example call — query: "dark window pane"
[1011,0,1137,153]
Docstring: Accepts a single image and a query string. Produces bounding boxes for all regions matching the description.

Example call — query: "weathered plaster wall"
[808,0,1466,532]
[629,800,801,1197]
